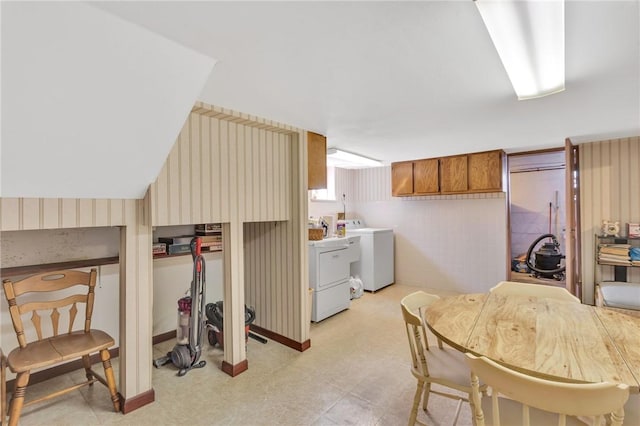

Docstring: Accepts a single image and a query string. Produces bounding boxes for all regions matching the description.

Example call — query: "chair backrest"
[400,291,440,375]
[465,353,630,426]
[3,269,98,348]
[490,281,580,303]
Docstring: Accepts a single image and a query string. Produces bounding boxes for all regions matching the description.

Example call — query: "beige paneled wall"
[152,103,309,348]
[0,195,153,404]
[244,131,309,343]
[580,136,640,304]
[0,198,134,230]
[150,106,292,226]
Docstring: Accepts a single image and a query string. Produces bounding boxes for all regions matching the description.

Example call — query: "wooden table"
[424,293,640,393]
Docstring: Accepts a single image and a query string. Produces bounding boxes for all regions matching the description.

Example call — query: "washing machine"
[345,219,394,292]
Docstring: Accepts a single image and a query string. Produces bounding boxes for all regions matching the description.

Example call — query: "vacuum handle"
[191,237,202,268]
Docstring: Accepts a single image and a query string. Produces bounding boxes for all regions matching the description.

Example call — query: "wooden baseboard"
[152,330,176,345]
[121,388,155,414]
[5,347,119,393]
[250,324,311,352]
[221,359,248,377]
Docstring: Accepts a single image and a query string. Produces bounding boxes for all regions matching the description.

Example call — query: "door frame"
[506,144,582,297]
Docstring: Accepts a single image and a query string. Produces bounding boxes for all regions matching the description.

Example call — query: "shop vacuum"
[153,237,207,376]
[525,233,566,281]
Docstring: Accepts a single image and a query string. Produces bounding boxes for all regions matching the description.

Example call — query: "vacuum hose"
[525,233,566,275]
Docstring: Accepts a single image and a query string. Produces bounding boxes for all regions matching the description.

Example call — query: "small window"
[310,166,336,201]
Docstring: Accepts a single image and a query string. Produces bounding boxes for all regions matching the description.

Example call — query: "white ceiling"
[92,0,640,164]
[2,1,638,200]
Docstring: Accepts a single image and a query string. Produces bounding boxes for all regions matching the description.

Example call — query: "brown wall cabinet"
[307,132,327,190]
[392,149,504,197]
[392,158,439,196]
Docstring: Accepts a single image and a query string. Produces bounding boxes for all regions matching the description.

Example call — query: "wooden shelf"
[1,256,120,280]
[153,249,222,260]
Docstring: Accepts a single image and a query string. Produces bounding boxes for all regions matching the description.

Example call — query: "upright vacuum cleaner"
[153,237,207,376]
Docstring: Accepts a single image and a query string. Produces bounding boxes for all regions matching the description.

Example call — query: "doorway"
[508,150,566,286]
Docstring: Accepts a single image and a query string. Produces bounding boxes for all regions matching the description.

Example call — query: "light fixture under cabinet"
[475,0,565,100]
[326,148,382,169]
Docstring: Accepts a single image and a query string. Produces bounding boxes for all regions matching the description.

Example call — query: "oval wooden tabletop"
[424,292,640,393]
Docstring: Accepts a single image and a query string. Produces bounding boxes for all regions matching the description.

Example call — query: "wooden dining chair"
[465,353,630,426]
[401,291,486,426]
[490,280,580,303]
[2,269,120,426]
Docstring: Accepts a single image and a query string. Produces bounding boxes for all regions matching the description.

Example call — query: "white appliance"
[308,235,360,322]
[345,219,394,292]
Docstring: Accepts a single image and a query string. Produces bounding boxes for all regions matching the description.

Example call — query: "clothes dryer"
[345,219,394,292]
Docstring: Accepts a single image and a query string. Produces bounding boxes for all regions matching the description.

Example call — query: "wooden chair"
[490,280,580,303]
[2,269,120,426]
[401,291,486,426]
[465,353,630,426]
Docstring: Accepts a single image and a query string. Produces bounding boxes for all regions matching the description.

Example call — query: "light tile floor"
[6,284,471,425]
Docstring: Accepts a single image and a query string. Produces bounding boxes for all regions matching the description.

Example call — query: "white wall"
[311,166,509,294]
[152,251,224,336]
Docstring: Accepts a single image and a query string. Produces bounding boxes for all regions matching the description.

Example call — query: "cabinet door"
[414,158,439,194]
[391,162,414,196]
[307,132,327,190]
[440,155,468,193]
[468,150,503,191]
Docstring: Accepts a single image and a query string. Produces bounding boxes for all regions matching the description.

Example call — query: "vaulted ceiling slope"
[92,1,639,163]
[1,2,216,199]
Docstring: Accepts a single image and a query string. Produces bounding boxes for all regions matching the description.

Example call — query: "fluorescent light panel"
[326,148,382,169]
[475,0,565,100]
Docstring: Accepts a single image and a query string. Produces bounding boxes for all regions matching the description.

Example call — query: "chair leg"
[100,350,120,413]
[82,354,93,384]
[409,380,424,426]
[8,371,29,426]
[422,382,431,412]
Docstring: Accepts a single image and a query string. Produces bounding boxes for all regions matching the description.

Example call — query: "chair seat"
[481,396,589,426]
[7,330,114,373]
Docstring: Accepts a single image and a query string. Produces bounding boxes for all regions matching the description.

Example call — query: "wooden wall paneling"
[200,115,211,222]
[259,130,268,222]
[61,198,78,228]
[21,198,40,230]
[110,199,124,227]
[190,113,202,225]
[220,120,231,222]
[179,117,191,225]
[580,137,640,305]
[630,139,640,221]
[78,199,94,227]
[167,129,181,225]
[0,198,18,230]
[95,199,109,227]
[42,198,60,229]
[619,139,630,219]
[209,117,221,222]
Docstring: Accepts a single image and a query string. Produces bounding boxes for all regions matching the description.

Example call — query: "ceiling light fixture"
[326,148,382,169]
[475,0,565,100]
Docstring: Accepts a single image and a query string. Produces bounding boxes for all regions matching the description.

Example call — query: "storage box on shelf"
[153,224,223,259]
[594,234,640,316]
